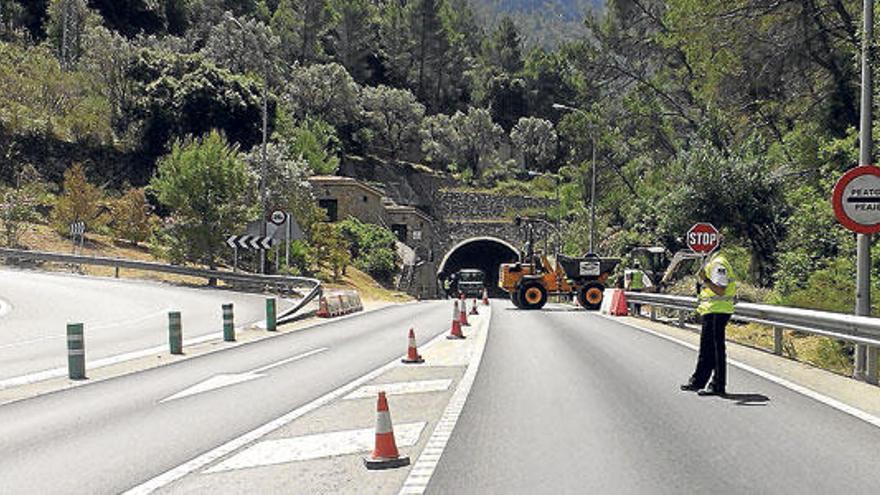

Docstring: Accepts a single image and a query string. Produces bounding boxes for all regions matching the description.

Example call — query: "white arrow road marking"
[160,347,327,403]
[205,422,426,473]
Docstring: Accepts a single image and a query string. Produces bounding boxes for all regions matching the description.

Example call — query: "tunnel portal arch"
[437,237,521,297]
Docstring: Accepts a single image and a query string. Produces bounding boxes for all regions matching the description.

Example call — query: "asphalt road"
[427,301,880,494]
[0,300,449,494]
[0,268,294,380]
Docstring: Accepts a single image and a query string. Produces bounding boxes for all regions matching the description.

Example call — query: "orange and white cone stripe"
[364,391,410,469]
[482,288,489,305]
[401,328,424,364]
[460,300,470,327]
[470,298,479,315]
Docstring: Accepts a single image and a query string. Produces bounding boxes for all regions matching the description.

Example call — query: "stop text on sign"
[686,223,720,254]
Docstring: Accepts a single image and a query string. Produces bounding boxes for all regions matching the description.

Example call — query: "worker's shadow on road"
[723,393,770,406]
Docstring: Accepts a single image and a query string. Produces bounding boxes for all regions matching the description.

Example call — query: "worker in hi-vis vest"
[624,261,648,315]
[681,245,737,397]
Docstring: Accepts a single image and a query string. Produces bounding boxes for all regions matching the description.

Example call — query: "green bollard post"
[168,311,183,354]
[223,303,235,342]
[67,323,86,380]
[266,298,277,331]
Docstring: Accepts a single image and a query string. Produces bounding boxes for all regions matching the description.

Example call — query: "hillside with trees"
[0,0,877,323]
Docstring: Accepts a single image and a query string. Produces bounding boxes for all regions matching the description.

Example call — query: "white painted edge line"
[398,305,493,495]
[599,314,880,430]
[0,296,11,318]
[0,299,419,391]
[122,304,454,495]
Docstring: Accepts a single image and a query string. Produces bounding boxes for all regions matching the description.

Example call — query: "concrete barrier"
[317,291,364,318]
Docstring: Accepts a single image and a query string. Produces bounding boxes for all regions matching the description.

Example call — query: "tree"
[0,165,50,248]
[453,106,503,174]
[339,217,399,282]
[50,163,107,236]
[420,113,459,170]
[511,117,557,171]
[45,0,97,70]
[242,141,321,230]
[359,85,425,159]
[150,131,252,269]
[308,221,350,280]
[285,63,360,129]
[277,116,341,175]
[486,16,523,74]
[129,49,272,160]
[110,187,156,245]
[407,0,447,107]
[81,25,136,136]
[327,0,377,83]
[271,0,334,65]
[202,14,281,77]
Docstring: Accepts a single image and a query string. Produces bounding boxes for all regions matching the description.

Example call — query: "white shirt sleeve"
[710,262,729,287]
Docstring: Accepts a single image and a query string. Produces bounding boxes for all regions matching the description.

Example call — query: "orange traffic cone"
[401,328,424,364]
[317,296,330,318]
[470,298,479,315]
[363,391,410,469]
[448,300,465,339]
[482,288,489,306]
[459,297,470,327]
[610,290,629,316]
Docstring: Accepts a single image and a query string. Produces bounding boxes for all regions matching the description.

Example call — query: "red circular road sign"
[687,223,720,254]
[832,165,880,234]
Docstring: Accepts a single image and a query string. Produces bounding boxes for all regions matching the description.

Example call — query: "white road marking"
[602,314,880,429]
[398,306,493,495]
[160,348,328,403]
[343,379,453,400]
[205,422,427,473]
[122,304,450,495]
[0,297,10,318]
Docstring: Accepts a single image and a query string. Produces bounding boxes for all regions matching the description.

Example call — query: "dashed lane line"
[122,308,458,495]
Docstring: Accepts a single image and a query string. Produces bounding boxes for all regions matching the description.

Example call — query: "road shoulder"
[608,314,880,423]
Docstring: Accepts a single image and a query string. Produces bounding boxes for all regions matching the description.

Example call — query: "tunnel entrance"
[437,237,520,297]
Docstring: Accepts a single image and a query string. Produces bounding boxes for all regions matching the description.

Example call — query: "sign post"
[833,165,880,383]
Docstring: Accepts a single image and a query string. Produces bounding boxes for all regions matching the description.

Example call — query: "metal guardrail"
[625,292,880,384]
[0,247,322,323]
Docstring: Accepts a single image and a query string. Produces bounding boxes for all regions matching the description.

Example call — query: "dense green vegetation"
[0,0,878,314]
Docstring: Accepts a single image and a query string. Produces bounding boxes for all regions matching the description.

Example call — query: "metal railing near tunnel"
[624,292,880,385]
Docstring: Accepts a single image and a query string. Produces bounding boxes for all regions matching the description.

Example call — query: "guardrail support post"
[650,305,656,321]
[168,311,183,354]
[67,323,86,380]
[223,303,235,342]
[114,266,119,278]
[266,298,276,331]
[773,327,784,356]
[867,347,879,385]
[677,310,685,328]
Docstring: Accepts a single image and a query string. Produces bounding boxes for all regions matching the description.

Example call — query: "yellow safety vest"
[697,254,736,315]
[630,270,644,290]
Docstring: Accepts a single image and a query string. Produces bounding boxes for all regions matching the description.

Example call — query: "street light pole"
[227,14,269,274]
[552,103,598,254]
[856,0,875,382]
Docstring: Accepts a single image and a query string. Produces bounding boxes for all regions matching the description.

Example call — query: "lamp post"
[553,103,597,254]
[226,14,269,274]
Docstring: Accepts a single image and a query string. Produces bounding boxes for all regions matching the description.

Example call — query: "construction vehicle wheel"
[577,284,604,311]
[510,290,522,308]
[518,281,547,310]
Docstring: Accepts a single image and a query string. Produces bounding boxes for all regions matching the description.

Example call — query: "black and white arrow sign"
[69,221,85,237]
[226,235,274,250]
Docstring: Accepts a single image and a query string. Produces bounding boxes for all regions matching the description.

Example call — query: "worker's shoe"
[697,385,726,397]
[679,382,702,392]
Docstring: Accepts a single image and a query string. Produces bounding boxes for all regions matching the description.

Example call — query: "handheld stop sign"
[832,165,880,234]
[686,223,720,254]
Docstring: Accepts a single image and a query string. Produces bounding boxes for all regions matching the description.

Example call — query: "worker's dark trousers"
[690,313,731,390]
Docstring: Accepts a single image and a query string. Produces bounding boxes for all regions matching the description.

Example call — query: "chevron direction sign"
[226,235,274,250]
